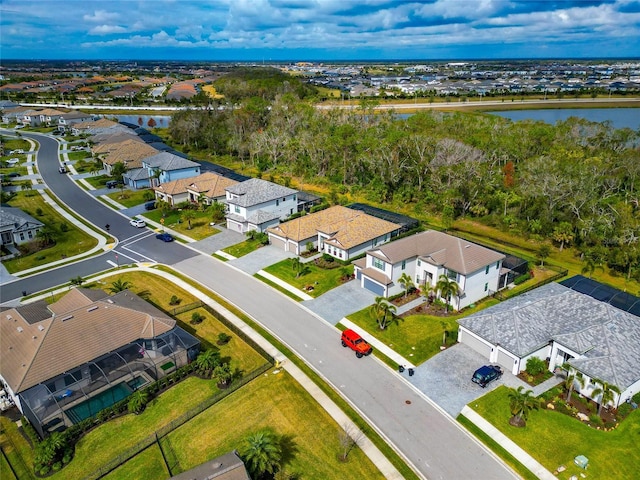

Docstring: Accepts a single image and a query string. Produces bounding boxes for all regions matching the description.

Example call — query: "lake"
[100,114,172,128]
[488,108,640,130]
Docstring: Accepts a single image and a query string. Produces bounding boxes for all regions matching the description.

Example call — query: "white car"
[129,218,146,228]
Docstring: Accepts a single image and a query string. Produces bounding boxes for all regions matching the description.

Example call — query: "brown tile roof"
[102,141,159,168]
[267,206,399,249]
[185,172,238,199]
[154,176,195,196]
[74,118,119,131]
[369,230,505,275]
[0,288,175,393]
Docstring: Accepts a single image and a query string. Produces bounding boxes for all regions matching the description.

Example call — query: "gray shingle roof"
[225,178,297,207]
[0,207,44,232]
[143,151,200,171]
[369,230,504,275]
[458,282,640,390]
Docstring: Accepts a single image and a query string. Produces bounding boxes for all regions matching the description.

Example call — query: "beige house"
[186,172,239,206]
[96,139,159,174]
[267,205,400,260]
[0,288,200,437]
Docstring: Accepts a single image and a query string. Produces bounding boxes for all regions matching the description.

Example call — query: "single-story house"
[170,451,250,480]
[185,172,239,207]
[98,140,159,175]
[0,288,200,437]
[124,152,200,189]
[267,205,400,260]
[0,207,44,246]
[353,230,505,307]
[225,178,298,233]
[457,281,640,408]
[71,118,121,136]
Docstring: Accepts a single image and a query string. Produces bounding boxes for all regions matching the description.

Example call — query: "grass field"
[0,417,36,480]
[102,444,168,480]
[221,237,266,257]
[2,191,98,273]
[262,258,351,297]
[469,386,640,480]
[143,208,220,240]
[105,188,153,208]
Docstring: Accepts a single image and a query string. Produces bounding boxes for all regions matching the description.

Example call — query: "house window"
[28,231,33,239]
[373,258,384,270]
[19,233,25,241]
[484,283,488,292]
[417,259,421,267]
[276,200,279,206]
[496,261,500,269]
[447,269,457,281]
[402,260,406,270]
[282,197,286,201]
[234,205,240,214]
[485,265,490,274]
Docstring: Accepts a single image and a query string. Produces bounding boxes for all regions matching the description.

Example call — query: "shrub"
[217,332,231,345]
[513,272,531,285]
[617,402,633,418]
[36,207,43,216]
[633,392,640,404]
[190,312,205,324]
[604,420,618,429]
[52,461,62,471]
[169,295,181,305]
[322,253,334,263]
[589,414,604,426]
[525,357,546,376]
[59,222,69,232]
[40,466,51,476]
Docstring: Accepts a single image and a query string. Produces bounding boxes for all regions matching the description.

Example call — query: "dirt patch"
[399,300,451,318]
[390,290,422,307]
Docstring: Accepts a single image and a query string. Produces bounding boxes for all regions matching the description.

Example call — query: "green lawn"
[2,191,98,273]
[105,188,154,208]
[65,151,91,161]
[143,209,220,240]
[468,386,640,480]
[1,137,31,153]
[166,372,385,480]
[221,237,267,258]
[346,298,500,365]
[262,258,352,297]
[102,444,168,480]
[0,417,36,480]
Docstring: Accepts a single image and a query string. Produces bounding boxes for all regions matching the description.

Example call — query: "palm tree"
[291,257,309,278]
[181,209,196,229]
[127,389,149,414]
[195,349,221,378]
[563,371,585,402]
[241,430,282,479]
[581,255,604,279]
[591,380,621,416]
[208,201,226,223]
[370,296,397,330]
[109,279,132,294]
[507,386,539,427]
[36,226,57,247]
[398,272,414,298]
[214,362,233,387]
[537,245,551,267]
[436,274,459,313]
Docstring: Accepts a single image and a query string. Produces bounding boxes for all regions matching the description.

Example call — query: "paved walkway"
[460,407,556,480]
[340,317,415,368]
[257,270,313,300]
[25,266,403,480]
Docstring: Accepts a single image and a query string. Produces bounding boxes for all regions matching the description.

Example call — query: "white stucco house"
[267,205,400,260]
[225,178,298,233]
[458,281,640,409]
[0,207,44,247]
[124,152,200,189]
[353,230,505,308]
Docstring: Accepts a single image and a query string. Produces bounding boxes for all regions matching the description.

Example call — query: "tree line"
[168,93,640,282]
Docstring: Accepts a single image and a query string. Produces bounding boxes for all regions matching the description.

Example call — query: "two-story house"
[225,178,298,233]
[57,111,93,132]
[353,230,505,309]
[124,151,200,189]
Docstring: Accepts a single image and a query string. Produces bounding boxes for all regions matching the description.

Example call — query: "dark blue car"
[155,232,174,242]
[472,365,503,388]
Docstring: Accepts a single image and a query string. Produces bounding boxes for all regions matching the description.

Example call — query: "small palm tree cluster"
[508,386,539,427]
[34,431,71,471]
[127,389,149,415]
[241,429,283,480]
[435,274,460,313]
[370,296,397,330]
[194,349,233,386]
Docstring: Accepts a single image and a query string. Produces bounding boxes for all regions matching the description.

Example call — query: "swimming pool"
[65,382,132,424]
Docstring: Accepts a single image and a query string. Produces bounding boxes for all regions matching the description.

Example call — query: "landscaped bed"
[261,257,353,298]
[466,386,640,480]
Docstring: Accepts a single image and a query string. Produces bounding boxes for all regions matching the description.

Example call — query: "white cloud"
[89,24,127,35]
[83,10,120,23]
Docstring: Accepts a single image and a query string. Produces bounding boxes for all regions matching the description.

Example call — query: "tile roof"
[143,151,200,171]
[102,140,159,167]
[268,205,400,250]
[154,176,196,196]
[226,178,297,207]
[0,288,175,393]
[458,282,640,390]
[369,230,505,275]
[0,206,44,231]
[185,172,238,199]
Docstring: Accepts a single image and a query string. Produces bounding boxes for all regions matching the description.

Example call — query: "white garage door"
[460,329,492,359]
[497,350,517,372]
[269,236,285,250]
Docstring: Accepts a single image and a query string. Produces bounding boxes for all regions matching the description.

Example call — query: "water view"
[488,108,640,130]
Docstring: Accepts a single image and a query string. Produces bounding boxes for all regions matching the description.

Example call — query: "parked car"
[144,201,156,211]
[130,218,146,228]
[105,180,119,189]
[472,365,503,388]
[9,149,24,154]
[156,232,174,242]
[341,329,373,358]
[7,172,20,178]
[58,166,67,174]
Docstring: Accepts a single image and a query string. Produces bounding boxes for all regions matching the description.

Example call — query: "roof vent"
[38,325,45,331]
[17,327,23,333]
[6,315,12,320]
[32,336,37,339]
[61,315,74,322]
[87,306,99,312]
[107,299,114,304]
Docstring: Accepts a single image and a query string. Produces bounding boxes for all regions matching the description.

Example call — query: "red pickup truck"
[341,329,373,358]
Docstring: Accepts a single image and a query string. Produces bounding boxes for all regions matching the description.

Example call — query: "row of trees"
[168,93,639,283]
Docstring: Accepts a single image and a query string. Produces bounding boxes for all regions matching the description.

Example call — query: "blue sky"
[1,0,639,61]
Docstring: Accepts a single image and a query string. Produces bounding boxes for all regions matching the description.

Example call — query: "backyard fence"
[82,361,272,480]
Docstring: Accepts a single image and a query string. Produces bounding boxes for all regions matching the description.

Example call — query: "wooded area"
[167,74,640,284]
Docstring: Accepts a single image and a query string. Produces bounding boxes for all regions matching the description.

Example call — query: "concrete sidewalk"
[25,266,404,480]
[460,406,556,480]
[256,269,313,300]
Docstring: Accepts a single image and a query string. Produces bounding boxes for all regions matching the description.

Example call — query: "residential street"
[2,132,518,480]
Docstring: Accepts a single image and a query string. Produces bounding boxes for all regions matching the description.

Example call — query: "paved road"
[3,131,518,480]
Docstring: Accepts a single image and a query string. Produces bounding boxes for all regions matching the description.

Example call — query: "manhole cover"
[405,400,412,405]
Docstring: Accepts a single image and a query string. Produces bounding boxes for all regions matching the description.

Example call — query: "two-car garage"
[457,327,519,375]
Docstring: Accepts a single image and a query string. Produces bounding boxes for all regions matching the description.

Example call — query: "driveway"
[408,343,528,417]
[303,279,375,325]
[228,244,294,275]
[190,227,244,255]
